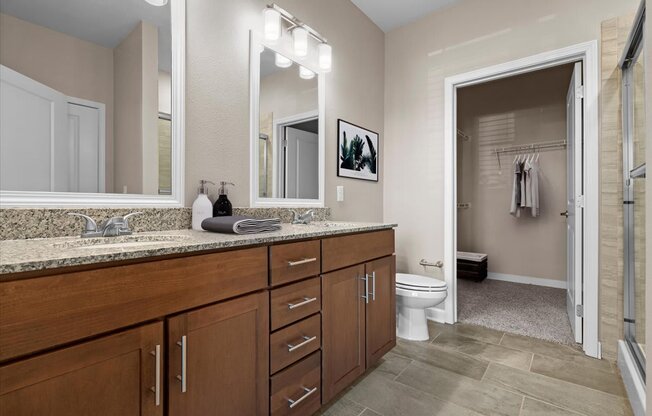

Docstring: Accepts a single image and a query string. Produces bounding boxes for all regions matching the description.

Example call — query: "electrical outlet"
[336,186,344,202]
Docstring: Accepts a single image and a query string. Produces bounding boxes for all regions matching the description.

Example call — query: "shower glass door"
[622,6,646,380]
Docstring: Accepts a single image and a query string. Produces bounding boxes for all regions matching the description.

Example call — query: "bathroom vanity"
[0,223,396,415]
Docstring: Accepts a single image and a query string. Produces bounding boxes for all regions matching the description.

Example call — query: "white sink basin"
[53,235,190,250]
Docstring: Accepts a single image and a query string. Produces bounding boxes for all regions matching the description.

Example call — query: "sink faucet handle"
[290,209,300,220]
[68,213,98,232]
[122,212,144,230]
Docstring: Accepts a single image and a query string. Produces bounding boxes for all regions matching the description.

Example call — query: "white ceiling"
[0,0,171,71]
[351,0,460,32]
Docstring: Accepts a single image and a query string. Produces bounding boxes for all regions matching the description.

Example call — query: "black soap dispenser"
[213,181,235,217]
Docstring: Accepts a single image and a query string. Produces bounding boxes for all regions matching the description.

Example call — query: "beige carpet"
[457,278,576,345]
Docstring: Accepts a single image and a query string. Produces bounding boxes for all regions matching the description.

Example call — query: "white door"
[566,62,584,343]
[67,102,104,193]
[284,126,318,199]
[0,65,67,191]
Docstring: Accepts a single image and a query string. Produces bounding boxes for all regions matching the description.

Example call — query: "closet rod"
[494,140,567,155]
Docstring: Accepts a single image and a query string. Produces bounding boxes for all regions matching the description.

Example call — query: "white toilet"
[396,273,448,341]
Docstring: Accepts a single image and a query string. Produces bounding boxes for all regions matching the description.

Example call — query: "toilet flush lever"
[420,259,443,268]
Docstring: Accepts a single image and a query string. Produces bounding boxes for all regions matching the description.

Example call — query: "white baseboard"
[486,272,567,289]
[618,340,646,416]
[426,306,448,323]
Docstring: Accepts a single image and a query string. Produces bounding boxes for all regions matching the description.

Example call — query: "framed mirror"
[0,0,185,207]
[250,33,325,207]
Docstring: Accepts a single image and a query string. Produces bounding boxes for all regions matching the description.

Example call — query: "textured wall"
[184,0,385,221]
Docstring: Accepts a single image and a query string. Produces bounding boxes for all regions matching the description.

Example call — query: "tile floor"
[320,321,632,416]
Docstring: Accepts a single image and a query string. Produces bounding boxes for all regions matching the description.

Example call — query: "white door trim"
[443,40,600,358]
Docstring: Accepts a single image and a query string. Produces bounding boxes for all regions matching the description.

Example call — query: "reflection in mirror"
[0,0,173,195]
[258,47,319,200]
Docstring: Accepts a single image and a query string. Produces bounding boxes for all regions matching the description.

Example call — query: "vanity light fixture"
[263,4,332,70]
[144,0,168,6]
[318,43,332,72]
[275,53,292,68]
[299,66,315,80]
[263,8,281,42]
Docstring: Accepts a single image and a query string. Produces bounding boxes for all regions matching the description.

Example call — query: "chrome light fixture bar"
[266,3,328,44]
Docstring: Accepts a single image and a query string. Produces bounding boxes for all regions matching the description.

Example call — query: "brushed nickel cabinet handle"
[288,386,318,408]
[371,271,376,301]
[287,257,317,267]
[149,345,161,406]
[287,297,317,310]
[176,335,187,393]
[361,275,369,304]
[287,335,317,352]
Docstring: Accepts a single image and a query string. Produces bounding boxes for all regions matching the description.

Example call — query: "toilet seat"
[396,273,447,292]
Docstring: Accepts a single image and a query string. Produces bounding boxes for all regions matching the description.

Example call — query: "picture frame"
[337,119,379,182]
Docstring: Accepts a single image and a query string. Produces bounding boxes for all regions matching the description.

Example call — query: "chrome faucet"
[290,209,315,225]
[68,212,143,238]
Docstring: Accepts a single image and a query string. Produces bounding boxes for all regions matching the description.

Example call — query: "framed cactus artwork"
[337,119,379,182]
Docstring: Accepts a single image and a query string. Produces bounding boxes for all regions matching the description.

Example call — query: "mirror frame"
[249,31,325,208]
[0,0,186,208]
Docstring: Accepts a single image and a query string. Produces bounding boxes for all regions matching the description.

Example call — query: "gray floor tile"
[432,332,533,370]
[395,360,523,416]
[530,354,627,397]
[370,351,412,380]
[319,397,366,416]
[483,362,633,416]
[360,409,383,416]
[344,372,484,416]
[393,339,489,380]
[499,333,613,373]
[429,321,505,345]
[519,398,582,416]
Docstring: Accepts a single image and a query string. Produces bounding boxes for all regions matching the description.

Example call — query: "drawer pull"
[287,335,317,352]
[287,386,318,409]
[287,257,318,267]
[149,344,161,406]
[287,296,318,310]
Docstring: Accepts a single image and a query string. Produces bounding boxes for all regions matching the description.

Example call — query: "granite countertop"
[0,222,397,276]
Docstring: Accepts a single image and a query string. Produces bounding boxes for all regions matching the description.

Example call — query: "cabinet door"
[0,322,163,416]
[321,264,366,403]
[365,256,396,367]
[168,292,269,416]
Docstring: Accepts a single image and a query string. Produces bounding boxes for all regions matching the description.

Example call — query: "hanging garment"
[529,158,540,217]
[520,161,527,208]
[510,160,522,217]
[524,158,533,209]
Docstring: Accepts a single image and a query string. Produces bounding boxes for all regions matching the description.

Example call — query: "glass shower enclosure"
[621,3,646,380]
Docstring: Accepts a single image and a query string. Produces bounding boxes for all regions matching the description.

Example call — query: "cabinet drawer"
[270,314,321,374]
[0,247,268,362]
[270,277,321,331]
[270,351,321,416]
[322,230,395,272]
[270,240,321,286]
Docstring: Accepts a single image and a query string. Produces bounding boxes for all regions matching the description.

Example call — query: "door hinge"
[576,195,585,208]
[577,85,584,99]
[576,304,584,317]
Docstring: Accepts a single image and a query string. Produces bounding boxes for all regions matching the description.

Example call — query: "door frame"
[67,96,106,193]
[442,40,600,358]
[272,110,319,198]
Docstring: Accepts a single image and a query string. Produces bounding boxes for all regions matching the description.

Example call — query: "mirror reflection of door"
[282,121,318,199]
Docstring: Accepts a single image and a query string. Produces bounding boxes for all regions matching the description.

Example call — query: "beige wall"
[457,65,572,282]
[185,0,385,220]
[646,0,652,410]
[0,13,115,192]
[114,22,159,195]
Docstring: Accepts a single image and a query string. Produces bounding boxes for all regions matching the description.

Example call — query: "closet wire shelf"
[494,139,567,170]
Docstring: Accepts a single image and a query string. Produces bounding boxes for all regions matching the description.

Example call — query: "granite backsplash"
[0,207,331,240]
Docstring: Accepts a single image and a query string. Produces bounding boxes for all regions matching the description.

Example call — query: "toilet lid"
[396,273,447,290]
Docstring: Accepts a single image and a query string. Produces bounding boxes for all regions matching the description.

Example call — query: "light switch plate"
[336,186,344,202]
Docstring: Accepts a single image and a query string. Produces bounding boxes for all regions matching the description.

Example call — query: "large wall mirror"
[0,0,185,207]
[250,34,325,207]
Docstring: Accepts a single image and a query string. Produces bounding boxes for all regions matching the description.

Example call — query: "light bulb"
[263,8,281,42]
[293,27,308,58]
[318,43,332,72]
[299,66,315,80]
[275,53,292,68]
[145,0,168,5]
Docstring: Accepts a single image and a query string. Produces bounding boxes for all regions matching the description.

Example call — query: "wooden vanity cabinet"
[0,322,164,416]
[167,292,269,416]
[365,256,397,367]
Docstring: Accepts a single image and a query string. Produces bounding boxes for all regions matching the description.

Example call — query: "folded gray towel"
[201,216,282,234]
